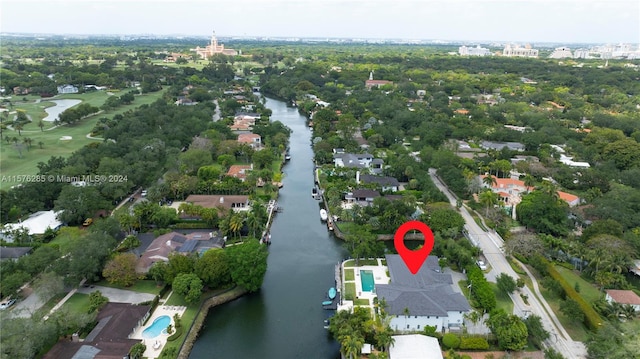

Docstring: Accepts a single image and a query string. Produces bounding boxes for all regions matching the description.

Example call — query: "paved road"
[76,285,155,304]
[9,289,44,318]
[428,168,587,359]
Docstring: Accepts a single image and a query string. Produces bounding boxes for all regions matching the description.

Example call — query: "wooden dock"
[260,200,279,245]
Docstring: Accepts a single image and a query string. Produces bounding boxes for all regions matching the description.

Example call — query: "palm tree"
[621,304,637,320]
[228,211,244,239]
[14,123,23,136]
[341,334,364,359]
[375,327,395,353]
[478,190,499,216]
[38,141,44,149]
[38,120,45,132]
[523,174,536,192]
[246,212,260,238]
[482,174,497,189]
[538,181,558,199]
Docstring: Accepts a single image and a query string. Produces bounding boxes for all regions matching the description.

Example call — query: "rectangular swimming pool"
[360,270,375,292]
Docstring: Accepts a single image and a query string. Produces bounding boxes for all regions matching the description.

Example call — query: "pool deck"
[130,304,186,359]
[339,258,390,315]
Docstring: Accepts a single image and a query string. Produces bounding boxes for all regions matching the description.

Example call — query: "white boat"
[320,209,328,221]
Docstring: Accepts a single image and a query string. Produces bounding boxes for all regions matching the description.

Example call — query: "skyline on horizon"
[1,0,639,44]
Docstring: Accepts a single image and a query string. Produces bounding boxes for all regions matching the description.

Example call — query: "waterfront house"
[376,255,471,333]
[357,173,400,192]
[227,164,253,182]
[184,194,250,213]
[136,231,224,273]
[44,302,151,359]
[237,133,262,149]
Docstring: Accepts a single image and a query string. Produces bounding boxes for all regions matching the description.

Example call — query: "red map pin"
[394,220,435,275]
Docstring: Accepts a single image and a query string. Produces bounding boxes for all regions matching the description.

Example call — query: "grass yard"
[344,268,355,281]
[161,290,208,354]
[61,293,91,316]
[554,266,602,303]
[345,282,356,300]
[538,282,590,342]
[0,89,166,188]
[96,280,163,295]
[335,221,359,235]
[354,298,370,306]
[47,227,86,254]
[489,282,515,314]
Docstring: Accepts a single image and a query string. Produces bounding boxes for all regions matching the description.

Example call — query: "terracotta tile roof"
[606,289,640,305]
[558,191,579,203]
[480,175,579,205]
[454,108,470,115]
[185,195,249,211]
[227,164,252,180]
[238,133,261,143]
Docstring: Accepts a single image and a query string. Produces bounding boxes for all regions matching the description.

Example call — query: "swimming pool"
[360,270,375,292]
[142,315,171,339]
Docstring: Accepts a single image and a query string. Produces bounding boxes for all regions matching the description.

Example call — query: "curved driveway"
[428,168,587,359]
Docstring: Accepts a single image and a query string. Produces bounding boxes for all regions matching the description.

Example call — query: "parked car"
[0,298,16,310]
[141,190,148,197]
[83,218,93,227]
[476,260,487,270]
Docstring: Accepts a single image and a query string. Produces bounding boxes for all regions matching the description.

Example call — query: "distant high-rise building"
[503,44,538,58]
[192,31,238,59]
[573,48,591,59]
[459,45,491,56]
[549,47,573,59]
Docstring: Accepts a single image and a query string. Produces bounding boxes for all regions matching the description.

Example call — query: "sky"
[1,0,639,44]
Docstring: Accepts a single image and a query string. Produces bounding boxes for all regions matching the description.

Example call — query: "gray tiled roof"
[360,174,400,187]
[385,255,451,288]
[376,255,471,316]
[0,247,32,259]
[376,284,470,316]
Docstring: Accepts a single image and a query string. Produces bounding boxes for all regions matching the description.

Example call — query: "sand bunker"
[60,136,72,140]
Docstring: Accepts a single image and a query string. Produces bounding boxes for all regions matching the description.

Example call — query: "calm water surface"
[189,96,346,359]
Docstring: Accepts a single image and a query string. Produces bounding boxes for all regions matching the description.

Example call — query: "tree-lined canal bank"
[188,96,346,358]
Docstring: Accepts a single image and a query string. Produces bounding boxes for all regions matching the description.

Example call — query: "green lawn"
[489,282,514,314]
[335,221,359,235]
[538,281,590,342]
[47,227,86,254]
[61,293,91,316]
[554,266,602,303]
[344,260,355,267]
[96,280,163,295]
[354,298,370,306]
[161,291,199,354]
[345,282,356,300]
[344,268,354,281]
[0,89,166,189]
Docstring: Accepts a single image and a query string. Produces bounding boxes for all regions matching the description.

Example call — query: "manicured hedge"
[442,333,461,349]
[166,326,183,342]
[466,266,497,313]
[543,258,602,331]
[460,336,489,350]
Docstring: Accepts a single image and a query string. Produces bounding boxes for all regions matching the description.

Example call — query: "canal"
[189,96,346,359]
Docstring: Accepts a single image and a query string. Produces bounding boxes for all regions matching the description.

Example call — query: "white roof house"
[389,334,443,359]
[2,210,63,241]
